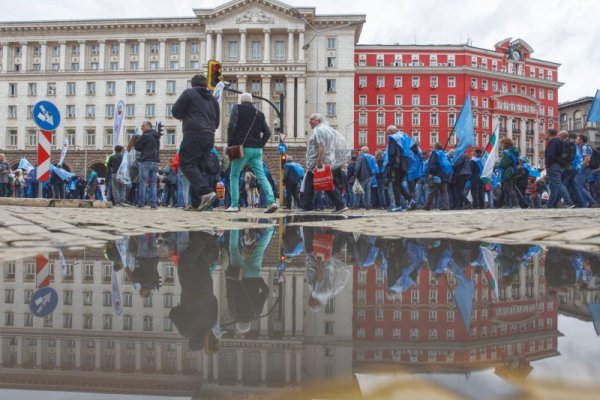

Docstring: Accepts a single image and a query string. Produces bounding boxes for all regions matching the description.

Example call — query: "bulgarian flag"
[480,245,499,300]
[480,125,500,184]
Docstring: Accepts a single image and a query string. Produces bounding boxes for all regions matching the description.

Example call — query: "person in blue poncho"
[354,146,377,209]
[383,126,417,211]
[470,148,485,209]
[424,143,451,210]
[283,156,304,209]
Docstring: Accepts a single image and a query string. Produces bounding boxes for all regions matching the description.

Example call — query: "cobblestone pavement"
[1,205,600,261]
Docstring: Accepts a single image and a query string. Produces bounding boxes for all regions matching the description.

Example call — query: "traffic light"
[207,59,222,90]
[280,153,287,169]
[156,121,163,135]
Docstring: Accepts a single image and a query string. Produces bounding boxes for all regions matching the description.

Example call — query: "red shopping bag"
[312,233,334,261]
[313,165,334,192]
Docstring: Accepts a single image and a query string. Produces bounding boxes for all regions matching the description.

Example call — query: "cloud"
[1,0,598,101]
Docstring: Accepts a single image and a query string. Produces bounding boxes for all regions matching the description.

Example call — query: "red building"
[354,38,561,166]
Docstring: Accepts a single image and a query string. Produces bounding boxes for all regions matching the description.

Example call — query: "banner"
[113,100,125,147]
[213,81,225,104]
[451,92,475,163]
[111,268,123,316]
[58,139,68,166]
[481,125,500,183]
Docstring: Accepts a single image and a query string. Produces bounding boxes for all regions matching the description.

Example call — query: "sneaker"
[565,204,576,209]
[333,206,349,214]
[150,206,158,210]
[183,205,198,211]
[198,192,217,211]
[264,203,279,214]
[225,206,240,212]
[408,199,417,211]
[388,206,405,212]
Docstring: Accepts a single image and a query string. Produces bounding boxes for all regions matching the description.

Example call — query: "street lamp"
[293,9,362,114]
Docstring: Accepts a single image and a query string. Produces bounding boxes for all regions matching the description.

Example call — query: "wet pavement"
[0,218,599,399]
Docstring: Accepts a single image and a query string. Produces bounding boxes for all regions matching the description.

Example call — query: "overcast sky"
[1,0,598,102]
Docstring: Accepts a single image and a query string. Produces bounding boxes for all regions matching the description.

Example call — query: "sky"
[1,0,598,102]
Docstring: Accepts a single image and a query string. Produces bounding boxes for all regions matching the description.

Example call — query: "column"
[200,39,207,66]
[533,119,540,167]
[236,350,244,384]
[297,77,306,136]
[284,273,294,335]
[79,41,86,71]
[16,337,22,367]
[239,29,247,63]
[176,343,183,373]
[285,75,295,137]
[40,41,47,72]
[202,352,210,381]
[285,351,292,384]
[507,117,513,140]
[55,339,62,368]
[179,39,187,70]
[155,343,162,372]
[287,30,295,63]
[212,352,219,382]
[59,41,66,72]
[1,42,8,73]
[36,339,42,368]
[138,39,145,71]
[205,32,213,62]
[298,31,305,62]
[74,339,81,368]
[20,42,28,73]
[118,39,126,70]
[215,30,223,61]
[263,29,271,63]
[135,341,142,371]
[238,74,247,92]
[520,119,527,157]
[260,350,268,386]
[295,350,302,383]
[98,40,106,71]
[95,339,101,369]
[115,341,121,370]
[533,254,540,299]
[262,75,272,130]
[158,39,166,70]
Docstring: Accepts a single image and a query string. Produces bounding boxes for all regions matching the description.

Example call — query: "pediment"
[194,0,304,27]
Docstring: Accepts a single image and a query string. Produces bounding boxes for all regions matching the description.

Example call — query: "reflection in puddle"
[0,222,599,398]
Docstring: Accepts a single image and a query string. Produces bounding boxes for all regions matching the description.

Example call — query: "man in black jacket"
[545,128,574,208]
[107,145,125,206]
[135,122,161,209]
[172,74,220,211]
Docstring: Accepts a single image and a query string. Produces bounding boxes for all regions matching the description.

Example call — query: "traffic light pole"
[223,85,286,206]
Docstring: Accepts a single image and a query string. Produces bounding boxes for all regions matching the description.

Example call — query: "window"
[412,112,420,126]
[110,43,119,55]
[64,81,76,96]
[430,132,438,145]
[130,43,139,55]
[359,76,367,88]
[482,80,488,91]
[129,61,138,71]
[358,54,366,66]
[448,95,455,106]
[250,79,261,93]
[376,55,384,67]
[377,112,385,126]
[359,95,367,106]
[123,315,133,331]
[104,81,115,96]
[430,76,438,88]
[85,128,96,146]
[430,113,438,126]
[327,37,336,49]
[66,105,76,119]
[145,104,155,118]
[251,41,261,61]
[376,76,385,87]
[395,112,402,126]
[274,78,285,93]
[359,112,367,126]
[7,105,17,119]
[85,104,95,118]
[430,95,438,106]
[377,131,385,145]
[377,95,384,105]
[275,40,285,60]
[143,316,153,331]
[395,95,403,106]
[326,102,336,117]
[126,104,135,117]
[169,61,179,70]
[412,76,420,88]
[327,56,336,68]
[146,80,156,94]
[90,62,98,70]
[110,62,119,71]
[126,81,136,95]
[86,82,95,95]
[412,95,420,106]
[358,131,367,145]
[190,42,199,54]
[8,129,18,147]
[190,60,199,69]
[26,130,37,147]
[548,90,554,100]
[47,82,56,96]
[169,43,179,54]
[106,104,115,118]
[27,82,37,96]
[394,76,402,88]
[448,112,456,126]
[448,76,455,88]
[326,79,336,92]
[149,61,158,70]
[492,81,498,92]
[8,83,17,96]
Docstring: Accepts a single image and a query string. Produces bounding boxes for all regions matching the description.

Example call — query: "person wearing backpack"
[354,146,376,209]
[561,132,580,205]
[384,126,416,211]
[544,129,575,208]
[575,134,599,207]
[451,149,472,209]
[424,143,451,210]
[283,156,303,210]
[498,138,520,208]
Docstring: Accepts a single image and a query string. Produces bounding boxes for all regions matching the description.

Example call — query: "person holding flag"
[470,148,485,209]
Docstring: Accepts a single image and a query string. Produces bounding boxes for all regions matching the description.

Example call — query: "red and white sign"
[37,130,52,182]
[35,255,51,288]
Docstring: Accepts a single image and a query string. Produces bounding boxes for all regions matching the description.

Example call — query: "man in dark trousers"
[545,128,574,208]
[107,145,125,206]
[172,74,220,211]
[135,121,161,209]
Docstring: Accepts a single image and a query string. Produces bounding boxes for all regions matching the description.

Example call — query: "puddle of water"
[0,224,599,399]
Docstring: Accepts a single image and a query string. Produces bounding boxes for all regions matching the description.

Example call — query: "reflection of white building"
[0,252,307,396]
[0,0,365,174]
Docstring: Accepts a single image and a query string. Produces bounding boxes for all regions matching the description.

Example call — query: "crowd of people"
[1,74,599,212]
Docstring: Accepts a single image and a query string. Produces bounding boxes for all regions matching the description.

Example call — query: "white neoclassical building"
[0,0,365,173]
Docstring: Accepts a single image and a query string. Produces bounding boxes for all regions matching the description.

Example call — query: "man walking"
[424,143,451,210]
[301,113,348,213]
[171,74,220,211]
[545,129,575,208]
[107,145,125,206]
[135,121,161,209]
[383,125,416,211]
[575,134,598,207]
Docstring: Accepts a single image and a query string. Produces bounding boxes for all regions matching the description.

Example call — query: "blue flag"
[588,90,600,123]
[452,93,475,164]
[18,157,34,171]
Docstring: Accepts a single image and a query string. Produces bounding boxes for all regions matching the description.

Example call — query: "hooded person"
[169,231,220,351]
[172,74,221,211]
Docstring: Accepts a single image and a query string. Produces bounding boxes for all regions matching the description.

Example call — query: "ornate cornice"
[0,18,202,34]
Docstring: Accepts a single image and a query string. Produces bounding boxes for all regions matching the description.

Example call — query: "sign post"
[33,101,61,198]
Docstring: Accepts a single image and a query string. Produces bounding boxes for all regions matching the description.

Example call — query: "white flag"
[113,100,125,147]
[481,125,500,183]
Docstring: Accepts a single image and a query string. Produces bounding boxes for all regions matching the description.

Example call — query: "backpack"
[588,146,600,169]
[560,141,577,164]
[435,150,453,176]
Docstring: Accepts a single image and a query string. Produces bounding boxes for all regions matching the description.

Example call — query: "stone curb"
[0,198,112,208]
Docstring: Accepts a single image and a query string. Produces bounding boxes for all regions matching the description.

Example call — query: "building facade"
[559,96,600,147]
[0,0,365,175]
[354,38,562,166]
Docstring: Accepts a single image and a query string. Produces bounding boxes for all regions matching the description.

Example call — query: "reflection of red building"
[354,38,561,166]
[352,254,559,374]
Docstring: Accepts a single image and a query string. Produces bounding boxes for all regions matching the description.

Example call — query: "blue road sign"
[277,143,288,154]
[33,100,61,131]
[29,287,58,318]
[277,262,287,272]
